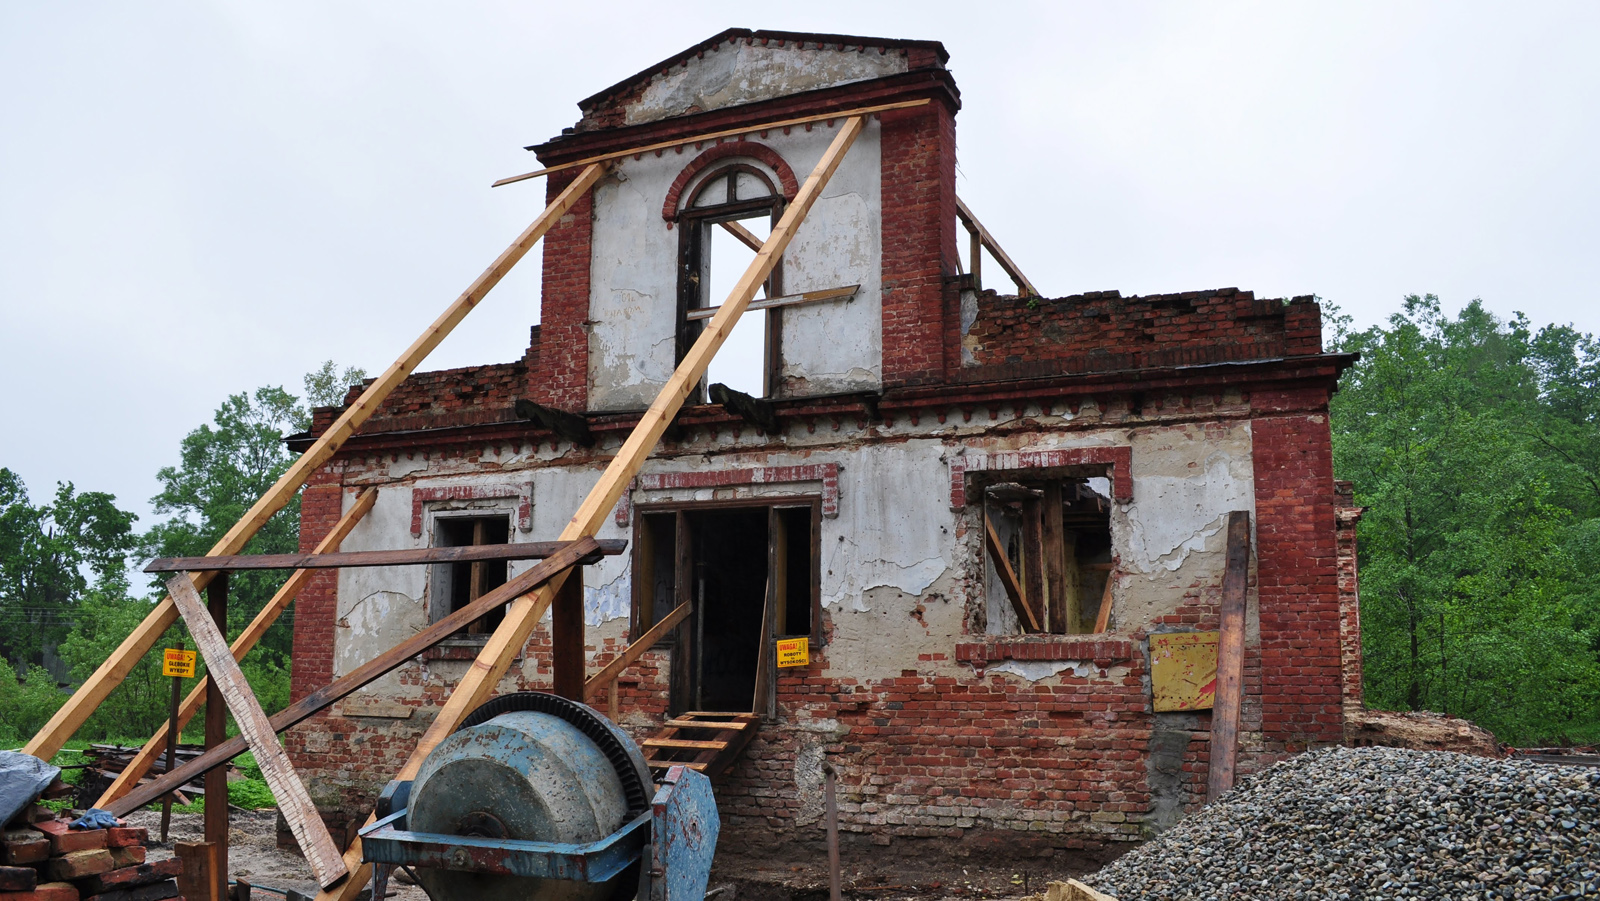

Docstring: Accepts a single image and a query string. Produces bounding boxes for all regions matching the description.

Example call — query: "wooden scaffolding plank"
[168,575,349,888]
[106,538,602,816]
[24,164,607,761]
[1207,511,1252,803]
[314,115,870,901]
[94,488,378,809]
[145,539,624,572]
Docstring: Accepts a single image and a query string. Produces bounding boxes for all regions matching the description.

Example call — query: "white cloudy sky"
[2,2,1597,528]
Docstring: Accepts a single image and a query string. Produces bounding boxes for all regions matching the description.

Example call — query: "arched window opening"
[675,161,786,401]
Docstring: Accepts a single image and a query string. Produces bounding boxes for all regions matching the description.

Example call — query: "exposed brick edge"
[950,446,1133,509]
[660,141,799,222]
[955,638,1138,665]
[615,463,839,526]
[411,483,534,536]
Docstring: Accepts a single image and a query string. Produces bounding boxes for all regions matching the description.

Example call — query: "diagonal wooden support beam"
[168,575,349,888]
[1207,511,1252,803]
[24,164,608,762]
[94,488,378,809]
[956,195,1039,298]
[314,114,869,901]
[583,602,692,703]
[105,538,602,817]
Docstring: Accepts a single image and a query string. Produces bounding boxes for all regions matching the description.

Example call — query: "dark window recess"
[983,478,1113,635]
[434,515,511,636]
[631,500,820,716]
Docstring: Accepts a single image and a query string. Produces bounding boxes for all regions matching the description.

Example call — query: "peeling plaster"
[1122,428,1256,575]
[821,441,952,610]
[627,44,907,126]
[988,660,1099,681]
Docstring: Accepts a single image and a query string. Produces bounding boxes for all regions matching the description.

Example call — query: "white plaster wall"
[626,44,908,126]
[586,119,882,411]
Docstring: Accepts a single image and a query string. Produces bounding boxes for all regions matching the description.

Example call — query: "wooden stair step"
[644,737,730,750]
[662,718,755,731]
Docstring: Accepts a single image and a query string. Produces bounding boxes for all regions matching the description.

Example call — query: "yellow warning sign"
[1149,631,1218,712]
[162,649,196,678]
[775,637,810,668]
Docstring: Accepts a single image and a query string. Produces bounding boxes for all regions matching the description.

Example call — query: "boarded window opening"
[432,515,510,637]
[982,478,1112,635]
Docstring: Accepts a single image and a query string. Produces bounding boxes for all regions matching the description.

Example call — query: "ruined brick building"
[284,30,1364,858]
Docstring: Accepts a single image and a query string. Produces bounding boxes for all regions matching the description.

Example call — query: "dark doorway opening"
[690,507,769,712]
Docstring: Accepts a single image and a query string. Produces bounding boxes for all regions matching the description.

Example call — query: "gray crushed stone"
[1086,746,1599,900]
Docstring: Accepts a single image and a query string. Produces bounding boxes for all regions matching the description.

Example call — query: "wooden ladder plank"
[642,738,730,751]
[167,575,349,889]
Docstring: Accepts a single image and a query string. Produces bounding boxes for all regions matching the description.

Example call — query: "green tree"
[1332,296,1600,744]
[0,469,138,670]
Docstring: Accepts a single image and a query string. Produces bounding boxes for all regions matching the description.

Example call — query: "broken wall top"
[560,29,950,134]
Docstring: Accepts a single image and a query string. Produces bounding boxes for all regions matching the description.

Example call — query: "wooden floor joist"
[94,488,378,809]
[24,163,607,762]
[314,114,869,901]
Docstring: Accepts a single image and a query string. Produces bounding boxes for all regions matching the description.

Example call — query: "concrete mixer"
[359,693,718,901]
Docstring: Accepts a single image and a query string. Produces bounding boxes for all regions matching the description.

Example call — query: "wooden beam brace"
[709,382,781,433]
[94,489,378,809]
[314,116,871,901]
[718,219,765,252]
[493,100,926,187]
[105,538,603,816]
[955,196,1039,298]
[1206,511,1251,803]
[984,514,1039,633]
[145,538,622,573]
[168,575,349,888]
[684,285,858,321]
[24,163,608,761]
[584,602,692,702]
[513,399,596,448]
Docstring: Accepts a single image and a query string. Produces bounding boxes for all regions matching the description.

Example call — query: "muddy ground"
[126,808,1113,901]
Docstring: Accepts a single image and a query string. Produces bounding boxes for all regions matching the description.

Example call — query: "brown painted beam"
[1207,511,1252,803]
[551,567,585,701]
[145,539,624,573]
[984,514,1038,633]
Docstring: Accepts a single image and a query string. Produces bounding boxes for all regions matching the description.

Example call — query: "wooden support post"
[95,489,379,809]
[1207,511,1252,803]
[968,226,982,291]
[551,566,585,701]
[312,116,869,901]
[1092,570,1115,634]
[171,574,349,888]
[203,576,228,901]
[1042,482,1073,634]
[27,163,605,762]
[1021,494,1047,632]
[160,641,183,843]
[107,539,603,817]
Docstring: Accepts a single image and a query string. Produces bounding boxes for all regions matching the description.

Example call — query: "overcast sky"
[3,2,1597,530]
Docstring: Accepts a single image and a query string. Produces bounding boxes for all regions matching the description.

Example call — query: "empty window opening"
[431,515,510,637]
[676,163,784,402]
[633,501,818,716]
[982,478,1112,635]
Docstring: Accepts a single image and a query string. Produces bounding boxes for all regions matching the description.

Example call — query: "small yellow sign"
[775,637,810,668]
[162,649,196,678]
[1149,631,1219,712]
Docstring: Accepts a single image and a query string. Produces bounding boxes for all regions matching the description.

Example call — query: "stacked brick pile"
[1,819,180,901]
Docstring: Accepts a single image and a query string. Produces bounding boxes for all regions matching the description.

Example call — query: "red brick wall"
[880,101,958,388]
[289,472,343,706]
[532,168,594,410]
[962,290,1323,383]
[1335,482,1364,725]
[1250,397,1344,749]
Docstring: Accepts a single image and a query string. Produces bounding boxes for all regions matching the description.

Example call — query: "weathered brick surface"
[532,168,595,411]
[0,881,78,901]
[105,849,142,870]
[30,824,103,856]
[288,471,344,705]
[81,879,176,901]
[0,868,36,892]
[75,859,180,896]
[880,101,958,388]
[961,290,1323,383]
[102,831,143,852]
[44,850,113,882]
[1,831,49,866]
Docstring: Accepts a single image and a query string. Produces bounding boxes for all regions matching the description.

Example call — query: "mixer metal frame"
[360,765,719,901]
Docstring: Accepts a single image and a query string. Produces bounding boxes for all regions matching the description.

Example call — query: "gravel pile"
[1086,746,1598,900]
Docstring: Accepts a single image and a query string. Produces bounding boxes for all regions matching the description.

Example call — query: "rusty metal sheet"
[1150,631,1219,712]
